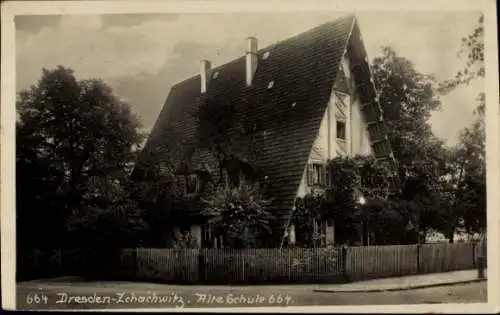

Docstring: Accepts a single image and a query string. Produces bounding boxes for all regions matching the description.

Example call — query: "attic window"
[212,71,219,79]
[336,120,346,140]
[262,51,270,60]
[267,81,274,89]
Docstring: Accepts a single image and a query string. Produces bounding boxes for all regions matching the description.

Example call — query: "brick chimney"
[200,59,211,93]
[245,37,258,86]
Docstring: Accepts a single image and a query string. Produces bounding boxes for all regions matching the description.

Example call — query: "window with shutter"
[312,164,320,185]
[186,174,199,194]
[319,165,325,186]
[308,163,327,187]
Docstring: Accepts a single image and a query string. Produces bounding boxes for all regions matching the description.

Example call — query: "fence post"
[341,246,349,283]
[132,248,138,279]
[472,242,476,267]
[416,243,421,274]
[198,249,205,283]
[477,256,485,279]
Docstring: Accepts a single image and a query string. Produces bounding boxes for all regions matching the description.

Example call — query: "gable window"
[186,173,200,194]
[307,163,328,186]
[336,120,346,141]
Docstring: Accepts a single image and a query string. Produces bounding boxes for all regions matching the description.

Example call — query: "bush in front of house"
[202,182,275,248]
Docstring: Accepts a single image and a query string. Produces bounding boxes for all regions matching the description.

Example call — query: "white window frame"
[336,119,347,141]
[307,163,328,187]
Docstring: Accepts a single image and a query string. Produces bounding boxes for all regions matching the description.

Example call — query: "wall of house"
[191,225,202,247]
[348,83,372,155]
[292,53,373,246]
[314,109,330,161]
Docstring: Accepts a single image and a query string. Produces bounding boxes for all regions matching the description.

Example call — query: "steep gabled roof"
[135,14,399,227]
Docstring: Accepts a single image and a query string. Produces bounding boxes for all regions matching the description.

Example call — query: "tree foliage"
[292,155,414,246]
[439,14,484,94]
[454,94,486,234]
[438,14,486,236]
[370,46,467,241]
[65,176,148,247]
[16,66,144,247]
[202,182,274,248]
[371,46,445,185]
[292,193,326,247]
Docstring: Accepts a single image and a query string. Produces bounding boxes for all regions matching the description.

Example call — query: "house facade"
[294,53,374,246]
[133,14,399,248]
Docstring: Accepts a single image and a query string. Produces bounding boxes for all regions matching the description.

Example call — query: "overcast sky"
[15,11,483,145]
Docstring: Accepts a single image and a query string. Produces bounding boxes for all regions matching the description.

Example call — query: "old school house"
[133,14,399,248]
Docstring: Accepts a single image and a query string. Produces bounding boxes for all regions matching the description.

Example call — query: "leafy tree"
[292,193,326,247]
[370,46,456,242]
[438,14,486,237]
[439,14,484,94]
[129,162,185,247]
[16,66,144,247]
[454,94,486,235]
[202,182,274,248]
[356,198,417,245]
[65,176,148,247]
[371,46,445,188]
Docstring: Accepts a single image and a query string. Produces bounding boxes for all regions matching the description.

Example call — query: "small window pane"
[310,164,325,186]
[186,174,199,194]
[336,120,346,140]
[312,164,320,185]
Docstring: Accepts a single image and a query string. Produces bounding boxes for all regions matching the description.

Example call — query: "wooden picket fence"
[18,242,487,284]
[199,248,345,284]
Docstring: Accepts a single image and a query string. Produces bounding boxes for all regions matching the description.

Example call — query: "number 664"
[26,293,48,304]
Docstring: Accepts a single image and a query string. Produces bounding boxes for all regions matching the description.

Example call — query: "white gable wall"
[296,53,371,198]
[291,53,372,245]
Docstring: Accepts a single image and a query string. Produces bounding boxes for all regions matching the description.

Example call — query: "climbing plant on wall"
[293,155,397,246]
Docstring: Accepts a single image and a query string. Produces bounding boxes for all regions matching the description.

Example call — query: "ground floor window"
[307,163,327,186]
[186,174,200,194]
[201,223,213,248]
